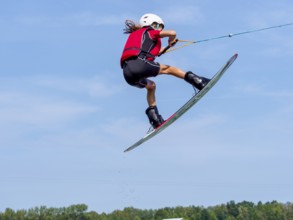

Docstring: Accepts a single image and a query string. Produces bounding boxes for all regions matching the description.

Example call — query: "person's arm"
[159,30,177,46]
[158,30,177,56]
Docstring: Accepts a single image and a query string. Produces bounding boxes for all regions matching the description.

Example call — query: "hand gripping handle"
[158,39,178,57]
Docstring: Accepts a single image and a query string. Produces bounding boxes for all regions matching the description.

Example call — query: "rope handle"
[158,39,179,57]
[158,39,195,57]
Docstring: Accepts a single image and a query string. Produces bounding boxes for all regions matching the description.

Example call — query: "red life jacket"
[120,27,161,68]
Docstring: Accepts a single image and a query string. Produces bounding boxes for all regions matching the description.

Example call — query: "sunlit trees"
[0,201,292,220]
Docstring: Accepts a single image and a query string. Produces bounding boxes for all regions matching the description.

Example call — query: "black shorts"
[122,57,160,88]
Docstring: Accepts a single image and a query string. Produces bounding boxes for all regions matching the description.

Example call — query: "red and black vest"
[120,27,161,68]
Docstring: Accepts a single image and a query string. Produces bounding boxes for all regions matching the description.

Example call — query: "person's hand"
[168,38,178,47]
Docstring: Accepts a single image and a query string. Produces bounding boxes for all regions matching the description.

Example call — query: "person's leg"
[145,79,156,107]
[123,59,164,128]
[159,64,210,90]
[159,64,185,78]
[145,106,164,129]
[184,71,210,90]
[144,79,164,128]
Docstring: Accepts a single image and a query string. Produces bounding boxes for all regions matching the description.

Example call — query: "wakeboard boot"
[184,71,210,90]
[145,106,165,129]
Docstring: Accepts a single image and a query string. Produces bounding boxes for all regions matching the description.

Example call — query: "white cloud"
[0,74,120,127]
[235,82,293,99]
[0,91,98,125]
[32,75,122,98]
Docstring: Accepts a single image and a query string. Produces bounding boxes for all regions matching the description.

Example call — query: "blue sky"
[0,0,293,213]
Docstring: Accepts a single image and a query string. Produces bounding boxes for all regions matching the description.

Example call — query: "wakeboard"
[124,53,238,152]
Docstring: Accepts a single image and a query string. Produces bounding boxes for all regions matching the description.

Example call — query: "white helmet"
[139,13,164,27]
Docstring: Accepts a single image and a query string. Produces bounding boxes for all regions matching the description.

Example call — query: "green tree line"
[0,201,293,220]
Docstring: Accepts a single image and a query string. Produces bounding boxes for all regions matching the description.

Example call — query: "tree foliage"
[0,201,292,220]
